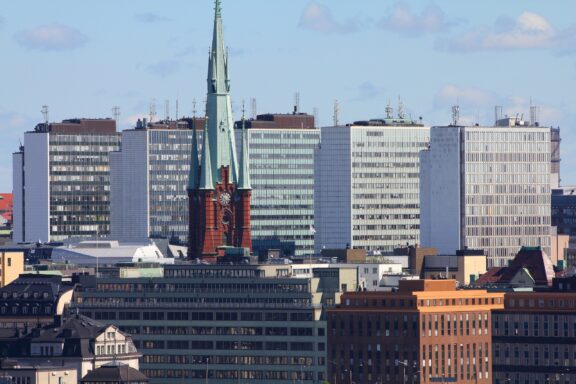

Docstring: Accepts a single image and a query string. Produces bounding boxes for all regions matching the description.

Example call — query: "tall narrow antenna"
[333,100,340,126]
[251,98,257,120]
[192,99,197,118]
[494,106,503,125]
[175,98,179,120]
[41,105,49,124]
[241,99,246,120]
[385,100,393,119]
[451,105,460,126]
[397,96,405,119]
[164,100,170,121]
[149,99,157,123]
[313,107,319,127]
[294,92,300,114]
[530,99,538,126]
[112,106,120,126]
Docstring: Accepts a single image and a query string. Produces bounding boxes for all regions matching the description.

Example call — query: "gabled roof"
[81,362,148,383]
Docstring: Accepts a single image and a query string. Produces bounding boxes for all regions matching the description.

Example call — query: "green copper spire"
[199,118,214,190]
[206,0,238,184]
[237,118,251,190]
[187,121,200,190]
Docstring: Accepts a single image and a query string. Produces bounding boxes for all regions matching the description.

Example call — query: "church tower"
[188,0,252,262]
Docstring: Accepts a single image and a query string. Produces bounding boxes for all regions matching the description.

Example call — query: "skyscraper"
[12,119,120,243]
[314,117,430,253]
[234,113,319,257]
[187,0,251,261]
[420,118,551,268]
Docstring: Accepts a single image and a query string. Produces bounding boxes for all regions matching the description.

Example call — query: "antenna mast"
[175,98,179,120]
[251,98,257,120]
[451,105,460,126]
[294,92,300,114]
[192,99,197,118]
[397,96,405,119]
[494,106,503,125]
[149,99,157,123]
[385,101,393,119]
[112,106,120,126]
[333,100,340,126]
[41,105,49,124]
[530,99,538,126]
[165,100,170,121]
[313,107,319,127]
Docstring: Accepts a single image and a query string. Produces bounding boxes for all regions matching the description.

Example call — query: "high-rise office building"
[420,117,551,268]
[234,113,319,257]
[314,117,430,254]
[110,119,203,243]
[12,119,120,243]
[187,0,251,261]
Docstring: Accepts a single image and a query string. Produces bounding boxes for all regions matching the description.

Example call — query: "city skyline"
[1,0,575,192]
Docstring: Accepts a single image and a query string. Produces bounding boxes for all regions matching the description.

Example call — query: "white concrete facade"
[314,122,430,254]
[420,124,551,268]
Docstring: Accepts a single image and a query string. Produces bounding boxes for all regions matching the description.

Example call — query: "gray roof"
[81,362,148,383]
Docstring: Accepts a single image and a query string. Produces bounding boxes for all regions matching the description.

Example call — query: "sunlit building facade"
[314,119,430,253]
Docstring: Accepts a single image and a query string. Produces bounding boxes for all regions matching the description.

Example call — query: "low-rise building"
[0,274,74,329]
[327,279,504,384]
[0,251,23,287]
[0,363,77,384]
[492,277,576,383]
[0,313,140,378]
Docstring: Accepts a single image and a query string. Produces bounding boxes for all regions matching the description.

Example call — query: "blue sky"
[0,0,575,191]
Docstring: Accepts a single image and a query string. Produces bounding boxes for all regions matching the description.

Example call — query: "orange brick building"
[327,279,504,384]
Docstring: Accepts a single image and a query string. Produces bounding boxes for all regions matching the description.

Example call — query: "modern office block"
[71,264,354,383]
[12,119,120,243]
[420,118,551,268]
[110,119,203,243]
[314,118,430,254]
[234,113,319,256]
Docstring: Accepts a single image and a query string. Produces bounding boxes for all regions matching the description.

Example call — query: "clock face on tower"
[219,192,231,206]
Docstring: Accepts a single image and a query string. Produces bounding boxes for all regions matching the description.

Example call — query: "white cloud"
[15,24,88,51]
[438,11,557,52]
[379,2,456,37]
[434,84,495,108]
[134,13,170,23]
[299,2,358,34]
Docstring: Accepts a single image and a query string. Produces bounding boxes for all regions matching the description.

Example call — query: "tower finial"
[215,0,222,17]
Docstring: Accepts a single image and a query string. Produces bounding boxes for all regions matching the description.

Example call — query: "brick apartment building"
[327,279,504,384]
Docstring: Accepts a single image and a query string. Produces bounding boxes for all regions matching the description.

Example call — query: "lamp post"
[395,360,407,384]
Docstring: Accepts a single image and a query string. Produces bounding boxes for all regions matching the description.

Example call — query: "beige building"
[0,365,77,384]
[421,250,487,285]
[0,251,23,287]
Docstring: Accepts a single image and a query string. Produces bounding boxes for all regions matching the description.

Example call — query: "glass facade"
[350,127,430,251]
[238,128,320,256]
[462,128,551,267]
[148,129,195,242]
[49,132,120,240]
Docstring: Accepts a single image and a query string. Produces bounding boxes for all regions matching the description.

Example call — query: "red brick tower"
[187,0,251,262]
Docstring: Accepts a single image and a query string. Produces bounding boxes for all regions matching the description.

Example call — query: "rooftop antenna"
[530,98,538,126]
[385,100,393,119]
[397,96,405,119]
[451,105,460,125]
[333,99,340,126]
[41,105,49,124]
[192,99,197,118]
[175,98,179,120]
[241,99,246,120]
[294,92,300,114]
[313,107,319,127]
[494,106,503,125]
[165,99,170,121]
[149,99,157,123]
[251,98,257,120]
[112,106,120,126]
